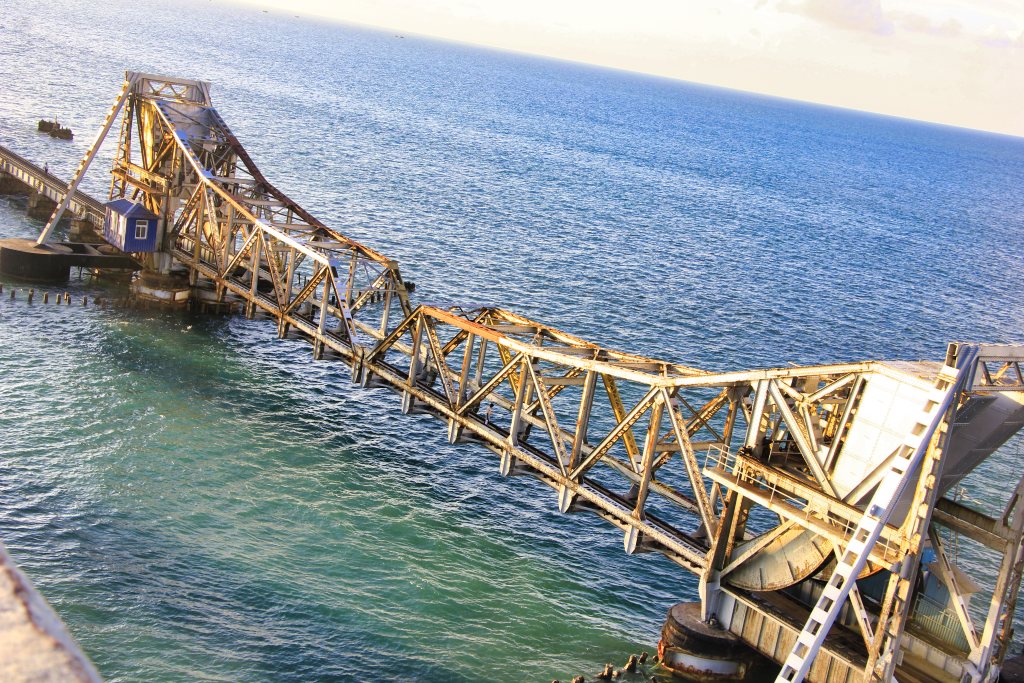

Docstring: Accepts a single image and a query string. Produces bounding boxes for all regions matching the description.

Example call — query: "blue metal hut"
[103,199,159,252]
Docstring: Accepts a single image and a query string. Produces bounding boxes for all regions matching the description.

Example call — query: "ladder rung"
[809,608,831,623]
[821,586,843,603]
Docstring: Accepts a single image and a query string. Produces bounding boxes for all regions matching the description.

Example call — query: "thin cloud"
[776,1,1012,47]
[887,8,1021,49]
[979,29,1024,49]
[777,0,893,35]
[889,11,963,38]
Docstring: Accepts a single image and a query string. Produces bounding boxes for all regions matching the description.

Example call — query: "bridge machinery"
[26,72,1024,682]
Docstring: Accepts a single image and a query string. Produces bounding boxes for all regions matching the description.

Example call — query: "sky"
[239,0,1024,137]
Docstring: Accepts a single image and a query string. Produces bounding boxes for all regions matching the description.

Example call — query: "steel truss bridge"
[27,72,1024,683]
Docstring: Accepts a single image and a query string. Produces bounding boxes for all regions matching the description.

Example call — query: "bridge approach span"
[0,144,104,223]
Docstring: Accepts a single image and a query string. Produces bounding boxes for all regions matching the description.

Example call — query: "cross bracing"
[33,71,1024,683]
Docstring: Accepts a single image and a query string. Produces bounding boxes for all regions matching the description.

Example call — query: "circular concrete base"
[0,238,71,282]
[192,283,239,314]
[131,271,191,308]
[659,603,751,681]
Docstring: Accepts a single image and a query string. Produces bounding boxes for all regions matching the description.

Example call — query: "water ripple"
[1,1,1024,681]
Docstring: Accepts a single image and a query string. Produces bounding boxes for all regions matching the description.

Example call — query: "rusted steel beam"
[112,76,1024,683]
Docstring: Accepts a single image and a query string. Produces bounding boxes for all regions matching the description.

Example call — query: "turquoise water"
[2,0,1024,680]
[0,287,661,682]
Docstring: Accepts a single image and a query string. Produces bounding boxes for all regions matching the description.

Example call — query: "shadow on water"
[0,303,676,681]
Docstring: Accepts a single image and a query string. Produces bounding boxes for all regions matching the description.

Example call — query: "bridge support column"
[191,280,237,314]
[68,216,103,243]
[498,448,530,476]
[359,368,390,390]
[26,190,57,221]
[0,172,31,195]
[0,238,71,281]
[131,271,190,308]
[446,418,463,443]
[658,602,765,681]
[446,417,484,444]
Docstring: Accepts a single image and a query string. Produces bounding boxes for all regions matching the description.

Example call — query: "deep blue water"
[1,0,1024,681]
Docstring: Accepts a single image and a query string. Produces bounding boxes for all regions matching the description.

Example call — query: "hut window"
[134,220,148,240]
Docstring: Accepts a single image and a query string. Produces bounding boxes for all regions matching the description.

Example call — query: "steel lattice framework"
[35,72,1024,683]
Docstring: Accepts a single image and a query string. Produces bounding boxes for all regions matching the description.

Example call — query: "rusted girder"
[61,72,1024,683]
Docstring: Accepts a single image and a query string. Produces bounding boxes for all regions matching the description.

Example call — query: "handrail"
[0,143,106,218]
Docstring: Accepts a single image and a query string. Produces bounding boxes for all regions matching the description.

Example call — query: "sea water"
[1,0,1024,680]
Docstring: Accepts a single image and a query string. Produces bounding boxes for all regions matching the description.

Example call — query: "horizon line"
[236,0,1023,142]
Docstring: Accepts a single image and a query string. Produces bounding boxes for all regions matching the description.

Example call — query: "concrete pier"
[130,271,191,308]
[0,171,31,195]
[0,144,106,231]
[0,168,97,235]
[26,190,58,221]
[0,541,101,682]
[69,216,103,242]
[659,602,770,681]
[0,238,138,282]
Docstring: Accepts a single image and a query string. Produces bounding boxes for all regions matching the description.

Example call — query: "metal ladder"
[36,75,137,245]
[775,346,978,683]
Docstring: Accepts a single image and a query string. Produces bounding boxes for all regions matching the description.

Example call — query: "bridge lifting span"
[28,72,1024,683]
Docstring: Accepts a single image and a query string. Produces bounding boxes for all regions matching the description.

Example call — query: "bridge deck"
[0,144,105,223]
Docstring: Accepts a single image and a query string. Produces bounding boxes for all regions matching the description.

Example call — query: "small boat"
[37,119,73,140]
